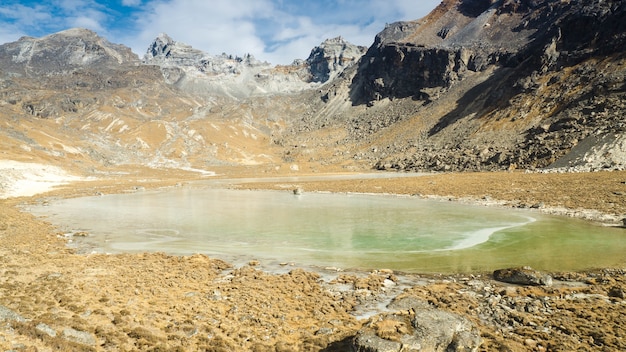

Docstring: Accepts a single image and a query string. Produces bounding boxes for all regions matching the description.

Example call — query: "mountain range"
[1,0,625,178]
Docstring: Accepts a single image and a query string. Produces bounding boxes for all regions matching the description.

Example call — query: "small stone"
[36,323,57,337]
[608,286,625,299]
[315,327,334,335]
[325,267,343,272]
[377,269,394,275]
[62,328,96,346]
[502,287,518,296]
[525,339,538,348]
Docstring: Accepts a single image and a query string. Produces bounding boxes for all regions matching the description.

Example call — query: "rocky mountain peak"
[143,33,269,76]
[146,33,176,58]
[143,33,207,67]
[141,33,364,97]
[305,36,367,82]
[0,27,138,77]
[51,27,99,39]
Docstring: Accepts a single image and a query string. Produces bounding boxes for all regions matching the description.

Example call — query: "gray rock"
[36,323,57,337]
[493,267,553,286]
[62,328,96,346]
[409,308,481,352]
[386,296,430,311]
[353,333,402,352]
[353,297,481,352]
[0,305,27,323]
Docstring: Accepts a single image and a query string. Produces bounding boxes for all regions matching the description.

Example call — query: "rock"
[493,267,553,286]
[36,323,57,337]
[0,305,27,323]
[352,297,481,352]
[353,333,403,352]
[386,296,430,312]
[62,328,97,346]
[608,286,625,299]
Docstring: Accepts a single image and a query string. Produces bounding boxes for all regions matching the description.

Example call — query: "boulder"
[62,328,97,346]
[352,297,481,352]
[493,266,553,286]
[0,305,27,323]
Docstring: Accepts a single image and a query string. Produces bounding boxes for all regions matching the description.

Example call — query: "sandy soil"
[1,167,626,351]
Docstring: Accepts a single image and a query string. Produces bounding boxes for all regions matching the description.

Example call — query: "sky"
[0,0,441,65]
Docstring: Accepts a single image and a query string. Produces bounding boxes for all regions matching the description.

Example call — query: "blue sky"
[0,0,441,65]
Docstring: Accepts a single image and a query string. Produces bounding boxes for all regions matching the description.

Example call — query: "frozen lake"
[30,185,626,273]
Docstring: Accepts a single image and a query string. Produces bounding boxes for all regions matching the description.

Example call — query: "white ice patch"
[445,216,537,251]
[0,160,83,198]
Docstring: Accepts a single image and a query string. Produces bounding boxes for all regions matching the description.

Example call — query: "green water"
[31,187,626,273]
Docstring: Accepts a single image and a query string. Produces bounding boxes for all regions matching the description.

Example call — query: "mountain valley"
[1,0,625,183]
[1,1,626,351]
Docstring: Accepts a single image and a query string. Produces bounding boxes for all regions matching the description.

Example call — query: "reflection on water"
[31,187,626,273]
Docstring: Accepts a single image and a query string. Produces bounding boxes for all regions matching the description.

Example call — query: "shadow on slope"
[427,67,518,136]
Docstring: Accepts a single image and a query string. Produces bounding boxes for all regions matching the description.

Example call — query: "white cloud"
[127,0,273,59]
[126,0,439,64]
[1,0,442,65]
[0,25,23,46]
[70,16,105,32]
[0,3,54,44]
[368,0,443,21]
[261,0,441,63]
[56,0,108,33]
[0,4,51,25]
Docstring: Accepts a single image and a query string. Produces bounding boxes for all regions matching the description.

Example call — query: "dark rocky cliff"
[353,0,626,105]
[336,0,626,172]
[305,37,367,83]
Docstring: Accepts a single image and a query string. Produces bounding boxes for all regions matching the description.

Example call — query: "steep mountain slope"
[1,0,625,180]
[292,0,626,172]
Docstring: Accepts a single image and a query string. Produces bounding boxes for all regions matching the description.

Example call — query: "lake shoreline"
[2,168,626,351]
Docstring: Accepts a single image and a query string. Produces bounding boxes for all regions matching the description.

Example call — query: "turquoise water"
[31,187,626,273]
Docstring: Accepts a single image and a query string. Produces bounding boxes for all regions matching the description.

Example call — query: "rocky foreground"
[1,168,625,351]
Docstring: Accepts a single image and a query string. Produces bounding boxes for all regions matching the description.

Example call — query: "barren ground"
[1,167,625,351]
